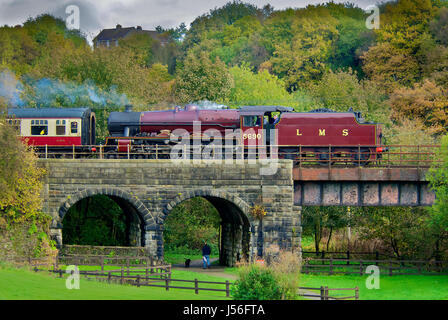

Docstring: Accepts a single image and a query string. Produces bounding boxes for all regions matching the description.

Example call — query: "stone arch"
[164,190,250,218]
[53,187,156,246]
[160,189,256,266]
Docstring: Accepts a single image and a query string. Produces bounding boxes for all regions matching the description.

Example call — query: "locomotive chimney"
[125,104,133,112]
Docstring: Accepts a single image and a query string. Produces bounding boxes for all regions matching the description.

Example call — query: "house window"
[56,120,66,135]
[31,119,48,135]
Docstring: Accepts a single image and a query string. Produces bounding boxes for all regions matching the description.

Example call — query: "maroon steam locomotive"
[7,104,385,163]
[106,105,385,162]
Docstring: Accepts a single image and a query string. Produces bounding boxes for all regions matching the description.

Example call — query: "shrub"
[231,264,282,300]
[231,248,301,300]
[266,246,301,300]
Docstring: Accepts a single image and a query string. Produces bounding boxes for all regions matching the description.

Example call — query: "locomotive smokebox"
[108,105,141,137]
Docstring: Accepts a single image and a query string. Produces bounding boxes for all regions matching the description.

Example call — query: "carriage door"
[241,114,263,152]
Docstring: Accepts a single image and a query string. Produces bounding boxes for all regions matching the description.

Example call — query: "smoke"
[0,69,129,108]
[0,69,25,107]
[192,100,229,110]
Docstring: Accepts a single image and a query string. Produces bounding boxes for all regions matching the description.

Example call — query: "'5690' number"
[243,133,261,140]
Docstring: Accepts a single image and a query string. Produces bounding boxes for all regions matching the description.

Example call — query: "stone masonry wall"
[38,159,299,264]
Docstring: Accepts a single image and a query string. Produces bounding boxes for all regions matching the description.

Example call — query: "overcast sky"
[0,0,380,42]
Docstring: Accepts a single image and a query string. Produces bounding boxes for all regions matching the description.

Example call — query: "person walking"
[202,241,211,269]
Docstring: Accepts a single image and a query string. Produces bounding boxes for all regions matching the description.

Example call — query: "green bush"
[231,265,282,300]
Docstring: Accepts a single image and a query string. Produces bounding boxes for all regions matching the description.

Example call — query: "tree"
[163,197,221,252]
[428,135,448,232]
[306,70,390,123]
[361,43,421,93]
[353,206,444,260]
[270,16,339,91]
[174,51,234,103]
[0,104,45,222]
[301,206,348,252]
[225,64,298,108]
[375,0,436,53]
[388,79,448,136]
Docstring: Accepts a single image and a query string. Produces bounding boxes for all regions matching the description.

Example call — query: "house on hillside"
[93,24,169,48]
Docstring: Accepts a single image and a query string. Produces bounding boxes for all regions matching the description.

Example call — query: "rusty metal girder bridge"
[293,167,435,206]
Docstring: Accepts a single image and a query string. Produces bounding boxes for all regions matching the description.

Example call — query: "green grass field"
[300,273,448,300]
[2,262,448,300]
[0,265,233,300]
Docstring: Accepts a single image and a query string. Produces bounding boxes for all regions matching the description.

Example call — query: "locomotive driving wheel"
[105,150,117,159]
[316,148,335,166]
[351,148,371,166]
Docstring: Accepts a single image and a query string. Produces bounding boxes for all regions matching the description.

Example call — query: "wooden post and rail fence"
[6,254,360,300]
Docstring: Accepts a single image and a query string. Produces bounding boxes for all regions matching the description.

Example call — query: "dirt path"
[172,258,318,299]
[172,258,238,280]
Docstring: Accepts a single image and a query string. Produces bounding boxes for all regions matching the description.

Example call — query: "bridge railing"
[34,144,442,168]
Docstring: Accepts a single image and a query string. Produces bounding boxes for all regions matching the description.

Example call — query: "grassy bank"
[300,273,448,300]
[0,264,232,300]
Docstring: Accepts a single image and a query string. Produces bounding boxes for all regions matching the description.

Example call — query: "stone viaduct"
[38,159,435,266]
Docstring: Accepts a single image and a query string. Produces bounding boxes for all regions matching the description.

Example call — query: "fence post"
[136,274,140,288]
[347,250,350,265]
[195,278,199,295]
[127,259,130,276]
[45,144,48,159]
[389,260,393,276]
[320,286,324,300]
[329,258,333,275]
[355,287,359,300]
[358,144,361,166]
[121,267,124,285]
[375,251,379,264]
[226,280,230,297]
[59,269,63,278]
[101,258,104,272]
[417,145,420,170]
[360,260,363,276]
[325,286,329,300]
[108,271,111,284]
[165,278,170,291]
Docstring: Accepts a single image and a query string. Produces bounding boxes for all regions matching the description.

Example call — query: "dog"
[184,258,191,268]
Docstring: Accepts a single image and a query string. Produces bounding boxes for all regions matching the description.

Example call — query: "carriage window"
[31,119,48,135]
[56,120,66,135]
[243,116,261,127]
[7,119,21,132]
[70,121,78,134]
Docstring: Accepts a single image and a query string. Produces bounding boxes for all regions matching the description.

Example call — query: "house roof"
[94,25,169,44]
[94,27,135,41]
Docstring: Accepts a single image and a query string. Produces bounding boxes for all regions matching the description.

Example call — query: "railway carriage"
[7,108,96,156]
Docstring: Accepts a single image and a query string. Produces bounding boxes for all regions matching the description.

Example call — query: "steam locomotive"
[7,104,385,163]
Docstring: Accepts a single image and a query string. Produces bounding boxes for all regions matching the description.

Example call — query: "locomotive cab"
[239,106,293,147]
